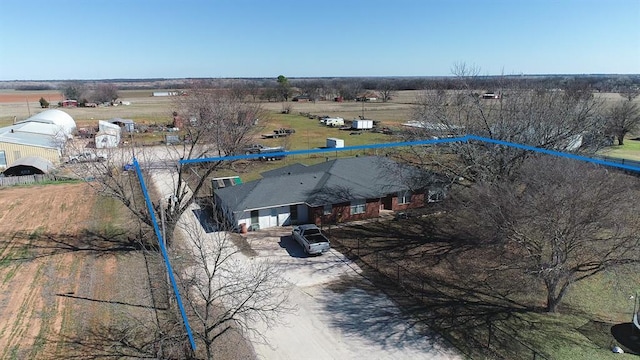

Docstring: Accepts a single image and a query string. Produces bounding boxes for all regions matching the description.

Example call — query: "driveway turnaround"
[244,227,461,360]
[150,170,460,359]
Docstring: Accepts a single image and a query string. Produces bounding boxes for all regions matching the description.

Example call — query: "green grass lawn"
[600,138,640,161]
[500,268,640,360]
[207,112,401,183]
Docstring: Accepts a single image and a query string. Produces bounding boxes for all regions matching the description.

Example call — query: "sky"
[0,0,638,80]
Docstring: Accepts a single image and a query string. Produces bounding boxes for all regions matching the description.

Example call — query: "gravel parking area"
[243,227,461,360]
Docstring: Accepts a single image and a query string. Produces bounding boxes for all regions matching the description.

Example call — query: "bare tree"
[245,80,263,102]
[175,212,292,360]
[80,82,265,247]
[92,83,119,104]
[62,81,86,100]
[618,83,640,102]
[606,99,640,145]
[375,79,397,102]
[338,81,363,101]
[446,157,640,313]
[403,63,607,182]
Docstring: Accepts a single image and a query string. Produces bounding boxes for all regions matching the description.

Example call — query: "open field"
[0,182,172,359]
[1,86,640,358]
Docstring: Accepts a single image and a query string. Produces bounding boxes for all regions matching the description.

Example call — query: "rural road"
[150,169,461,360]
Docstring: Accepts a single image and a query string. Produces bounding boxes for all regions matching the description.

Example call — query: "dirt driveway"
[243,227,461,360]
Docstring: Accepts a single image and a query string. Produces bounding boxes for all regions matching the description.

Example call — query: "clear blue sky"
[0,0,638,80]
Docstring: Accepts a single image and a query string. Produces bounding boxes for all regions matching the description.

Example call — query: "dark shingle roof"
[215,156,440,213]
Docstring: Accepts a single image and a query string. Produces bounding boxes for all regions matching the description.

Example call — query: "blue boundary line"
[133,133,640,353]
[179,136,468,164]
[133,158,197,351]
[179,134,640,173]
[465,135,640,173]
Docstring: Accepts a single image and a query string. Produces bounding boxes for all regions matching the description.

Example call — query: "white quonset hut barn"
[0,109,76,170]
[3,156,55,176]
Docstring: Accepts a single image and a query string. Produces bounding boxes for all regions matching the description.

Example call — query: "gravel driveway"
[243,227,461,360]
[151,169,460,359]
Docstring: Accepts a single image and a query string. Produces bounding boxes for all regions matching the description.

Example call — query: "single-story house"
[213,156,448,231]
[292,95,314,102]
[61,99,78,107]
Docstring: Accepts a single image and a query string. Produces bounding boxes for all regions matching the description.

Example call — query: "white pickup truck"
[292,224,331,255]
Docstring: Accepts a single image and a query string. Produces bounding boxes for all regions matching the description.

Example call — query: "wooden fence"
[0,174,51,187]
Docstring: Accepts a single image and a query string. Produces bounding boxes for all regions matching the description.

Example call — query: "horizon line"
[2,73,639,83]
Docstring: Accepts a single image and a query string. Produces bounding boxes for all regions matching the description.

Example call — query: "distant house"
[292,94,313,102]
[61,99,78,107]
[213,156,448,231]
[356,92,378,102]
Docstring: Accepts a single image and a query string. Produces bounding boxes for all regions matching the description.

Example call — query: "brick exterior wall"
[391,192,425,211]
[308,191,426,225]
[310,198,382,225]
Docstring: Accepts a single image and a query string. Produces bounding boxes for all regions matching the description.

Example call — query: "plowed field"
[0,183,166,359]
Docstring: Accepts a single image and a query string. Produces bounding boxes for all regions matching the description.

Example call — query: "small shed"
[95,132,118,149]
[326,138,344,148]
[352,119,373,129]
[3,156,54,176]
[109,118,135,132]
[96,120,121,148]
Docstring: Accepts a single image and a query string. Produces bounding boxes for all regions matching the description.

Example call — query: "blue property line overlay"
[135,133,639,352]
[179,136,467,164]
[465,135,640,173]
[133,158,197,352]
[179,134,640,173]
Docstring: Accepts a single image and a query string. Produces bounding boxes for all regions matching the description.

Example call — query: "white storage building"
[326,138,344,148]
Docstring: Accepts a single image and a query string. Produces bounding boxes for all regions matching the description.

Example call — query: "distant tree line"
[46,74,639,103]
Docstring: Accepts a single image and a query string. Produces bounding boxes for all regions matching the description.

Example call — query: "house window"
[290,205,298,224]
[323,204,332,215]
[428,189,445,203]
[398,191,412,205]
[350,199,366,215]
[0,151,6,167]
[251,210,259,225]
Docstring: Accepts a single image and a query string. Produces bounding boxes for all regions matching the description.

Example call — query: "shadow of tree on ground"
[610,323,640,354]
[327,218,587,359]
[0,227,158,263]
